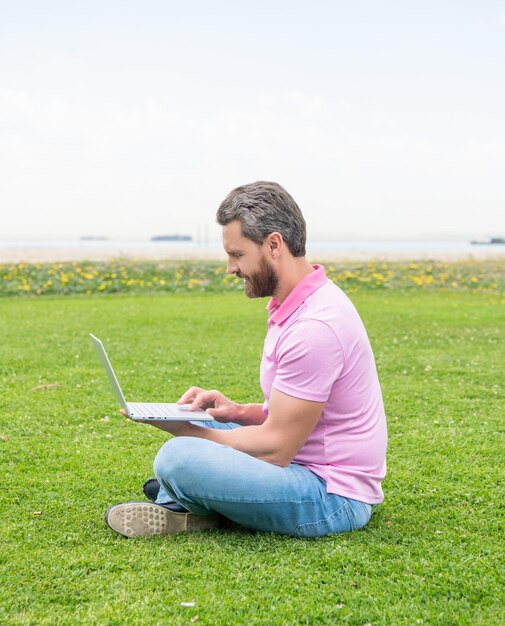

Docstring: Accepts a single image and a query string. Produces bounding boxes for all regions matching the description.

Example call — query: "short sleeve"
[273,319,344,402]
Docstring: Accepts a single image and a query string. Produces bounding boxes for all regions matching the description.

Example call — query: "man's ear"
[265,232,283,258]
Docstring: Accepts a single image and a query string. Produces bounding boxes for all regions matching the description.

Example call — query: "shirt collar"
[267,264,328,326]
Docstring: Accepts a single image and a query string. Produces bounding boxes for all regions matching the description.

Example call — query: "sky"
[1,1,504,242]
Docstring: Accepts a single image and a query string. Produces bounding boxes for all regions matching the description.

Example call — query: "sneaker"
[105,501,220,538]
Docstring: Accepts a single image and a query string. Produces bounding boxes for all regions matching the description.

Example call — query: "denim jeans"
[153,421,373,538]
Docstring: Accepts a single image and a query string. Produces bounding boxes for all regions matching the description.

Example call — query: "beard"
[240,256,279,299]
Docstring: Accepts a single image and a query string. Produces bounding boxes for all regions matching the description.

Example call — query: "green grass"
[0,288,504,625]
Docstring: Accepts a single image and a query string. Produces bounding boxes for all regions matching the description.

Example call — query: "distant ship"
[80,235,110,241]
[151,234,192,242]
[470,237,505,245]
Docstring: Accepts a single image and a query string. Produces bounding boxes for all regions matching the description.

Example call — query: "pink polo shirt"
[260,265,387,504]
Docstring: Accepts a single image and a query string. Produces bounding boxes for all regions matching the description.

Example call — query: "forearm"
[178,421,291,467]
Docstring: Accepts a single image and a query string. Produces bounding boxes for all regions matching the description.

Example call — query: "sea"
[0,239,504,263]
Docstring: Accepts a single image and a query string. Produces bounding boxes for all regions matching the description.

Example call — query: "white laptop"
[89,334,212,422]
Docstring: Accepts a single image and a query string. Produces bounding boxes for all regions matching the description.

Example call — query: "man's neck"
[273,257,315,304]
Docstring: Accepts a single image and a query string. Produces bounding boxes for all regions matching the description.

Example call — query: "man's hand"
[178,386,239,423]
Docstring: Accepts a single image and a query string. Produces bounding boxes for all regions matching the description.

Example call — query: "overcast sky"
[1,1,504,241]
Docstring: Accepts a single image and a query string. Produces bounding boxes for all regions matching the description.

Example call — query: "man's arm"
[173,387,324,467]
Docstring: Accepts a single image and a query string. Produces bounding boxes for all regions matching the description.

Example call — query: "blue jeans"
[153,421,373,538]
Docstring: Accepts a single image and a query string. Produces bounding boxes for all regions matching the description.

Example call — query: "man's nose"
[227,259,238,275]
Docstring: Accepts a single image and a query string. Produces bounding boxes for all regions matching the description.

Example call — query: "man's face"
[222,220,279,299]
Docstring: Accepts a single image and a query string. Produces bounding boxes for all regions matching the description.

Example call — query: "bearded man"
[106,181,387,538]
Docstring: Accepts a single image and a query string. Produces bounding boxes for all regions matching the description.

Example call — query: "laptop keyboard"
[127,402,211,420]
[128,402,181,418]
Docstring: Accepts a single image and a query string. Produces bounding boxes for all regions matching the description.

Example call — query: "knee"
[154,436,228,489]
[153,437,192,480]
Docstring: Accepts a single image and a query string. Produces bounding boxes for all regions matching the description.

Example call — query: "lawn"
[0,278,504,624]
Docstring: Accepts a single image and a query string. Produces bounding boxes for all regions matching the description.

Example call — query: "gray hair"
[216,181,306,257]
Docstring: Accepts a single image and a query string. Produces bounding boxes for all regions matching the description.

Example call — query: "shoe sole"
[105,501,220,537]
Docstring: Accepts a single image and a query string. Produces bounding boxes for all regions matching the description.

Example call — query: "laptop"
[89,333,212,422]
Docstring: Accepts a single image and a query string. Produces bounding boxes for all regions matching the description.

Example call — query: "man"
[105,181,387,538]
